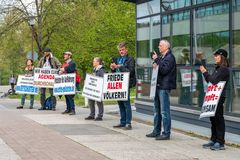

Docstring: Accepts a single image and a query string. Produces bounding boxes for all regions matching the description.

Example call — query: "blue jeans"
[65,95,75,112]
[21,94,34,107]
[117,96,132,125]
[153,89,171,136]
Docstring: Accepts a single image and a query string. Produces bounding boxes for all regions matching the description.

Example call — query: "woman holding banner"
[200,49,229,151]
[85,57,105,121]
[17,59,35,109]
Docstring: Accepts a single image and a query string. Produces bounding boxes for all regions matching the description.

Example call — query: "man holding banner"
[110,42,136,130]
[38,47,61,111]
[60,51,77,115]
[200,49,230,151]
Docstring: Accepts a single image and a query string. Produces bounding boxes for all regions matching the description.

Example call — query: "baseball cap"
[214,49,228,58]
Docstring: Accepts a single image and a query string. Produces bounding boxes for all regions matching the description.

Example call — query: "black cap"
[43,47,52,53]
[214,49,228,58]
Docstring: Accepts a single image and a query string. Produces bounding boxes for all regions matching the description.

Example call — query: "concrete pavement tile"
[66,134,135,143]
[24,114,88,125]
[0,138,21,160]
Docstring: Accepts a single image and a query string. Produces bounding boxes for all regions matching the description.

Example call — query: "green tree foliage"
[0,0,136,84]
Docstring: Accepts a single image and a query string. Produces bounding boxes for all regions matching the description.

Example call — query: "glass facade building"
[134,0,240,131]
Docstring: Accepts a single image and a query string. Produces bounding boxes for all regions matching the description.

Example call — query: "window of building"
[161,11,194,107]
[137,16,160,99]
[193,3,229,66]
[232,0,240,114]
[193,0,213,4]
[137,0,160,18]
[161,0,190,11]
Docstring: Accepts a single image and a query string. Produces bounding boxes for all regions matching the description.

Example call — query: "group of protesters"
[15,40,230,151]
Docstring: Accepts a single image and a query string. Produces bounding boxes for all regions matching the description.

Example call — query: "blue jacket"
[154,50,177,90]
[63,60,76,73]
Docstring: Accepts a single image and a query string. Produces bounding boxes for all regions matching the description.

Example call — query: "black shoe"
[29,106,33,109]
[146,132,159,138]
[17,106,23,109]
[52,108,56,111]
[85,116,95,120]
[123,124,132,130]
[210,142,225,151]
[38,107,46,111]
[94,117,103,121]
[155,135,170,140]
[113,124,125,128]
[69,111,76,115]
[202,141,215,149]
[62,110,70,114]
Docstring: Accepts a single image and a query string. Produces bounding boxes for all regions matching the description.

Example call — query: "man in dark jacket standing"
[110,42,136,130]
[38,48,61,111]
[60,51,76,115]
[146,40,176,140]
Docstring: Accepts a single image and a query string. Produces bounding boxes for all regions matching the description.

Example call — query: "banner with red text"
[82,74,104,102]
[33,68,59,88]
[200,81,226,119]
[103,72,129,101]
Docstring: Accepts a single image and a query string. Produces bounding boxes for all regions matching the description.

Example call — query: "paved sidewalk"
[0,98,239,160]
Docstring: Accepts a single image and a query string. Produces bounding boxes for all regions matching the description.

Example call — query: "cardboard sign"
[180,69,197,87]
[53,73,76,95]
[15,75,38,95]
[82,74,104,102]
[33,68,58,88]
[103,72,129,101]
[150,66,159,99]
[200,81,226,118]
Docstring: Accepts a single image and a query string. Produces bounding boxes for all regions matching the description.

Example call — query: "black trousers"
[210,97,225,145]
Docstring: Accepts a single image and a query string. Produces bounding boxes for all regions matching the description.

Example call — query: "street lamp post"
[28,16,35,61]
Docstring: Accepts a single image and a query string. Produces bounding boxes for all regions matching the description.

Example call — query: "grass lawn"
[8,88,136,107]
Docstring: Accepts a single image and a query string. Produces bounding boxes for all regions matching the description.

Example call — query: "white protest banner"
[33,68,58,88]
[180,69,197,87]
[103,72,129,101]
[150,66,159,99]
[53,73,76,96]
[82,74,104,102]
[15,75,38,95]
[200,81,226,119]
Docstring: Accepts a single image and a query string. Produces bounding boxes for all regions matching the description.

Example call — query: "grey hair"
[160,39,171,49]
[94,57,103,65]
[117,42,127,49]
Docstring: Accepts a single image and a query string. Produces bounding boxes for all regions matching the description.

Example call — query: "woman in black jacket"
[200,49,230,151]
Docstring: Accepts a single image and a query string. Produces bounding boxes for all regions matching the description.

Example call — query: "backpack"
[76,71,81,83]
[44,96,56,110]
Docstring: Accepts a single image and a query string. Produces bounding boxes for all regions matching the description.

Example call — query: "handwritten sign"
[53,73,76,95]
[103,72,129,101]
[16,75,38,95]
[200,81,226,118]
[33,68,58,88]
[82,74,103,102]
